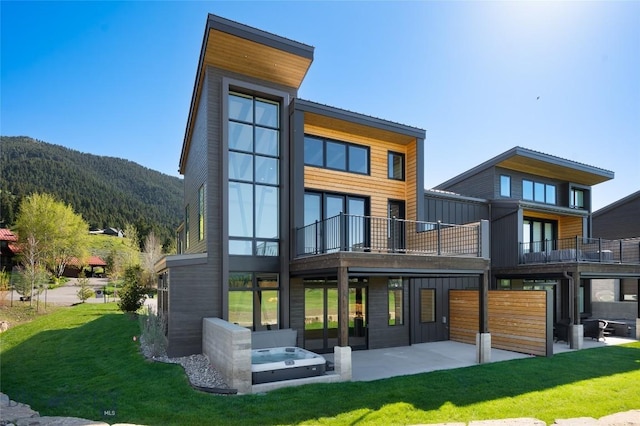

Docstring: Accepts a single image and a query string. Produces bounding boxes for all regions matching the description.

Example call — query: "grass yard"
[1,303,639,426]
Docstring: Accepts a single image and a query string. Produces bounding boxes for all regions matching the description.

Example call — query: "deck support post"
[477,269,491,363]
[337,266,349,347]
[569,270,583,349]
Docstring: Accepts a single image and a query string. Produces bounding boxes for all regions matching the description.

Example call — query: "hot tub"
[251,347,326,384]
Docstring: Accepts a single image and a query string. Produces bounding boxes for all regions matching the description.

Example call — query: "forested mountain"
[0,136,183,247]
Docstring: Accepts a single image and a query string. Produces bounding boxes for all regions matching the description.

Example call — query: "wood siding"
[303,123,417,221]
[524,210,584,239]
[449,290,550,356]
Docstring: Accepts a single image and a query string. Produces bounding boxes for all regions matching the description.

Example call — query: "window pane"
[255,241,278,256]
[304,193,321,226]
[228,291,253,328]
[388,152,404,180]
[229,239,252,255]
[255,156,278,185]
[420,289,435,323]
[199,185,205,241]
[229,182,253,237]
[349,145,368,174]
[259,290,279,330]
[326,141,346,170]
[388,279,404,326]
[575,189,584,207]
[229,152,253,182]
[534,182,545,202]
[255,127,279,156]
[523,180,533,200]
[255,99,278,128]
[228,272,252,288]
[546,185,556,204]
[304,136,323,166]
[500,175,511,197]
[229,122,253,152]
[229,94,253,122]
[255,185,278,238]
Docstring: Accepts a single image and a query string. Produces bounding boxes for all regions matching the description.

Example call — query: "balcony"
[520,237,640,265]
[295,213,485,258]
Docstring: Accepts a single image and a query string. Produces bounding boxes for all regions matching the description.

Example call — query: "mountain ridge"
[0,136,183,247]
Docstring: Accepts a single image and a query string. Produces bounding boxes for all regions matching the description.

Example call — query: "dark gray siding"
[494,167,574,208]
[410,276,479,343]
[290,277,305,346]
[424,195,489,224]
[165,261,213,357]
[367,276,410,349]
[438,167,495,199]
[490,204,521,268]
[593,195,640,239]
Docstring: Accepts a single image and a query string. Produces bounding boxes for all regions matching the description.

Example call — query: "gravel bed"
[139,337,229,390]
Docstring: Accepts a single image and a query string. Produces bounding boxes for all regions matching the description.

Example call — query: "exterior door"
[388,200,405,252]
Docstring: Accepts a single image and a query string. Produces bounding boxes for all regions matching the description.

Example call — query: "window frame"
[388,151,405,181]
[303,134,370,175]
[570,187,586,209]
[184,204,190,250]
[500,175,511,197]
[522,179,556,205]
[198,184,205,241]
[388,278,404,326]
[228,272,280,331]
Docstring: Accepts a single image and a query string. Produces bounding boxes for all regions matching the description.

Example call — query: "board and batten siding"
[449,290,552,356]
[303,123,417,221]
[438,168,496,200]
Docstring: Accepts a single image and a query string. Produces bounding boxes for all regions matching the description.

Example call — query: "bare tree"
[141,231,162,289]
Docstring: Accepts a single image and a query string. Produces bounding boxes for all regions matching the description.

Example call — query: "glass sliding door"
[304,286,338,353]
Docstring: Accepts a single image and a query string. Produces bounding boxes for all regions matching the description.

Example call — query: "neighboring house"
[590,191,640,321]
[0,228,19,272]
[432,147,640,339]
[156,14,490,357]
[63,255,108,278]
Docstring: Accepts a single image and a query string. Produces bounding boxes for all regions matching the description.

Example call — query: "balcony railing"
[520,237,640,265]
[296,213,484,258]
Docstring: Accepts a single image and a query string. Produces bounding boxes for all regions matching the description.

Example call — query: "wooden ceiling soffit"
[498,156,612,186]
[304,112,416,145]
[205,29,312,89]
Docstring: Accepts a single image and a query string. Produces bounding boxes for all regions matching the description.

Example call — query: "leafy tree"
[0,268,12,306]
[13,193,89,277]
[76,273,94,303]
[118,265,146,313]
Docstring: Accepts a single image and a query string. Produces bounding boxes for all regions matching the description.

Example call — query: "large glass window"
[388,151,405,180]
[198,185,205,241]
[228,272,279,331]
[228,92,280,256]
[420,289,436,323]
[388,278,404,326]
[523,217,557,252]
[303,135,369,175]
[570,188,585,209]
[523,179,556,205]
[500,175,511,197]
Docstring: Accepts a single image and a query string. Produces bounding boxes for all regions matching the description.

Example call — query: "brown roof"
[0,228,17,242]
[67,256,107,267]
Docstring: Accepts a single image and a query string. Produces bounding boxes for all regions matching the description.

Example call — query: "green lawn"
[1,303,639,426]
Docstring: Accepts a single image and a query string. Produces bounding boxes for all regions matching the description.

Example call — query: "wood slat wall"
[304,123,417,221]
[449,290,549,356]
[524,210,584,239]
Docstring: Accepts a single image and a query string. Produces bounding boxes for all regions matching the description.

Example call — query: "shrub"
[138,305,167,357]
[117,265,146,313]
[76,274,94,303]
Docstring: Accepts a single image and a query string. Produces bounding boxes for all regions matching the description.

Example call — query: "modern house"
[432,147,640,344]
[156,14,491,358]
[590,191,640,322]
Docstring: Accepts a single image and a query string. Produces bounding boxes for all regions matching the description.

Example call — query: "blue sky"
[2,1,638,211]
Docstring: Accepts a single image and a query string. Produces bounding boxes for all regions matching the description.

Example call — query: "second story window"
[198,185,205,241]
[304,135,369,175]
[500,175,511,197]
[570,188,585,209]
[523,179,556,205]
[388,151,405,180]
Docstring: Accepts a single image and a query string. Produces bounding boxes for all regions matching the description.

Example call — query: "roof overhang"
[179,14,314,174]
[295,99,425,145]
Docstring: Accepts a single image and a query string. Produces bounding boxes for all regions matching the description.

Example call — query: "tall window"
[184,204,190,250]
[388,278,404,326]
[388,151,405,180]
[304,135,369,175]
[198,184,205,241]
[523,179,556,204]
[570,188,585,209]
[420,289,436,323]
[228,92,279,256]
[228,272,279,331]
[523,217,556,252]
[500,175,511,197]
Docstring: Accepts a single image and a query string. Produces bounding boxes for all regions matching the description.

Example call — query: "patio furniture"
[584,319,608,341]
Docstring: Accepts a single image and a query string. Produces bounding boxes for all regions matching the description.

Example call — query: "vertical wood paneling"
[449,290,549,356]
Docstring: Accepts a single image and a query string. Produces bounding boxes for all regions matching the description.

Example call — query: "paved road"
[6,277,157,311]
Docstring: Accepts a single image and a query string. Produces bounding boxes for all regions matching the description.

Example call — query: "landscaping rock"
[598,410,640,426]
[469,419,545,426]
[1,392,39,424]
[552,418,599,425]
[14,417,109,426]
